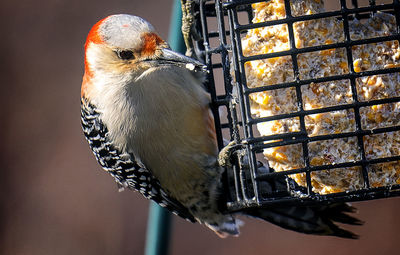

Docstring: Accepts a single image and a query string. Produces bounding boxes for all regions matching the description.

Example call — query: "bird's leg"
[181,0,197,58]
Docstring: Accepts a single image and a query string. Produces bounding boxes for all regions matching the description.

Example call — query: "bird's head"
[82,14,205,98]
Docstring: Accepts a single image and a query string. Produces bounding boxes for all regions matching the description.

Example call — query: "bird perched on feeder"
[81,14,362,238]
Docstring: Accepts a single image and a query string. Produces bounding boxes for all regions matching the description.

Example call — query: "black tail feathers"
[245,202,363,239]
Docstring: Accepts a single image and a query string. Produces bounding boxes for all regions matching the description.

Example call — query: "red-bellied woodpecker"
[81,14,362,238]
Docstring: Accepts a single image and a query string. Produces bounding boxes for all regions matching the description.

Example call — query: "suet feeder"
[187,0,400,212]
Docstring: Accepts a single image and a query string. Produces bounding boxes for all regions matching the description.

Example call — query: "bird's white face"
[82,14,205,99]
[82,15,167,96]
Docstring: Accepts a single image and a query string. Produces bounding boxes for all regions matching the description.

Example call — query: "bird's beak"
[156,48,207,72]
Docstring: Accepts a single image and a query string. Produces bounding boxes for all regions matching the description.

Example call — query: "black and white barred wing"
[81,100,195,222]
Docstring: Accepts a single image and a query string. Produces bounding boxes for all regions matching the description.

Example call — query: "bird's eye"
[116,50,135,60]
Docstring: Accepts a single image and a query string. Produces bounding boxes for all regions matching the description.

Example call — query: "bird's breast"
[125,67,219,195]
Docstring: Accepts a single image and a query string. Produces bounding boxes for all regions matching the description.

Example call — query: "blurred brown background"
[1,0,400,254]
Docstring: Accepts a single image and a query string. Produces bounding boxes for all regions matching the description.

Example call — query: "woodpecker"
[81,14,362,238]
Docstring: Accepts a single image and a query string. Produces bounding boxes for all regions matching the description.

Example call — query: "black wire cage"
[189,0,400,213]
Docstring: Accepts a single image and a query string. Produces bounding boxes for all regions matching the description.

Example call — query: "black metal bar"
[250,125,400,152]
[255,155,400,181]
[283,0,313,194]
[340,0,370,189]
[234,4,395,30]
[248,96,400,125]
[243,67,400,94]
[395,0,400,34]
[241,35,400,62]
[199,0,226,151]
[231,6,257,202]
[227,185,400,211]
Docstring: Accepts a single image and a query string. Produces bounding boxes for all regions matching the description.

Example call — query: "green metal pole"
[167,0,186,53]
[144,0,186,255]
[144,202,172,255]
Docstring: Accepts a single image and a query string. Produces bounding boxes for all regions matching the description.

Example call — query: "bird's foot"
[181,0,201,59]
[218,141,243,167]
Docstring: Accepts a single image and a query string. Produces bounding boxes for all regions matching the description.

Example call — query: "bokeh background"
[1,0,400,254]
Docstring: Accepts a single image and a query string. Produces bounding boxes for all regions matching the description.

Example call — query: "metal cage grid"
[192,0,400,212]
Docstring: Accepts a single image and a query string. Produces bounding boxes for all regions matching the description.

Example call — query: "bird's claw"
[181,0,199,59]
[218,141,243,167]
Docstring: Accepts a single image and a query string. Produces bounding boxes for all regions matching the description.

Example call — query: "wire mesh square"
[192,0,400,211]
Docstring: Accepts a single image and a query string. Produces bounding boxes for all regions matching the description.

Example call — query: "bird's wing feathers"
[204,107,218,148]
[81,100,195,222]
